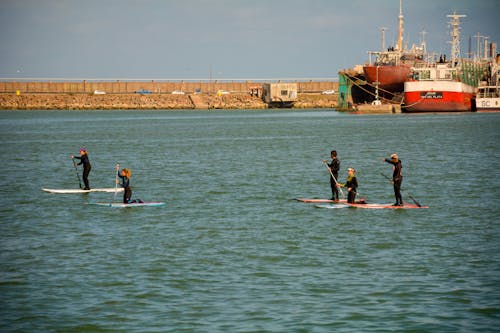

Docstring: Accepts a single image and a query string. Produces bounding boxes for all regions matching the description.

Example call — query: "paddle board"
[296,198,336,203]
[313,201,428,209]
[314,203,349,209]
[43,188,124,194]
[91,202,165,208]
[296,198,367,204]
[345,202,428,209]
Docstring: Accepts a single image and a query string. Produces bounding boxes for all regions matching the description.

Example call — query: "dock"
[353,103,401,114]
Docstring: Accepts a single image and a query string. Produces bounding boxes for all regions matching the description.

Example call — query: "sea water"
[0,109,499,332]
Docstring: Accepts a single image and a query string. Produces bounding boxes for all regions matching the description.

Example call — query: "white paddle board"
[90,202,165,208]
[43,188,124,194]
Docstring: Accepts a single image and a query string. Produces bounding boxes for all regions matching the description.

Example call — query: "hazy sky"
[0,0,498,80]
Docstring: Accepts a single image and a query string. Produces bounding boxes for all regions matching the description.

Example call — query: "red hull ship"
[404,78,475,112]
[362,0,425,94]
[403,13,489,113]
[363,63,412,92]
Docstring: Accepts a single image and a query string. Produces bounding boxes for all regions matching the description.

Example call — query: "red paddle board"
[345,202,427,209]
[296,198,367,204]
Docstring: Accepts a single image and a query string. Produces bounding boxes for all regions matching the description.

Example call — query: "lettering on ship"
[420,91,443,99]
[480,100,499,107]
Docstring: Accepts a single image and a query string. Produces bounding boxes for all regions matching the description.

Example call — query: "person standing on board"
[71,148,91,190]
[340,168,358,204]
[384,153,403,206]
[323,150,341,201]
[116,164,132,204]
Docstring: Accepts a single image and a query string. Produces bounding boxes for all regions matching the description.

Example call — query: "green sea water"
[1,109,499,332]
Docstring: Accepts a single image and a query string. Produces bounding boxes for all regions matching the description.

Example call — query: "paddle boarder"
[71,148,91,190]
[116,164,132,204]
[384,153,403,206]
[340,167,358,204]
[323,150,341,201]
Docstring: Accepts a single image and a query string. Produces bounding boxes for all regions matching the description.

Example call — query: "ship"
[363,54,412,93]
[338,3,495,113]
[363,0,425,94]
[403,62,476,112]
[403,13,488,113]
[476,55,500,112]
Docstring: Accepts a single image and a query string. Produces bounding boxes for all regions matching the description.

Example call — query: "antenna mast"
[447,12,466,66]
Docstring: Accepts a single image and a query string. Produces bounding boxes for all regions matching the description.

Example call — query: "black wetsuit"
[345,176,358,204]
[327,158,340,200]
[117,172,131,204]
[74,154,91,190]
[385,158,403,205]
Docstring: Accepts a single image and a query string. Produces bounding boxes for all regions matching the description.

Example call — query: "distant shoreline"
[0,92,338,110]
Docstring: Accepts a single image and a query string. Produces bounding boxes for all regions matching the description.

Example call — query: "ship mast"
[483,36,489,59]
[397,0,404,52]
[420,30,427,55]
[447,12,466,66]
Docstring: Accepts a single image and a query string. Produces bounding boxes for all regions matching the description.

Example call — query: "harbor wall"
[0,80,338,110]
[0,93,337,110]
[0,80,338,94]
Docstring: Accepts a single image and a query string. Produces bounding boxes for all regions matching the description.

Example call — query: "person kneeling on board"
[339,168,358,204]
[116,164,143,204]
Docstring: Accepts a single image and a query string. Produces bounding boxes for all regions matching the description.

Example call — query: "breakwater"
[0,93,263,110]
[0,80,338,110]
[0,80,338,94]
[0,92,337,110]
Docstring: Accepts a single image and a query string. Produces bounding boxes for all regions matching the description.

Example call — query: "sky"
[0,0,498,80]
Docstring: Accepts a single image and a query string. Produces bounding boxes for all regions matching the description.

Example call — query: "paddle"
[71,157,83,189]
[380,172,422,207]
[323,161,346,199]
[114,163,119,201]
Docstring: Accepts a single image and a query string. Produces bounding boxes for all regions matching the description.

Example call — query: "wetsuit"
[385,158,403,205]
[327,158,340,200]
[345,176,358,204]
[117,172,131,204]
[74,154,91,190]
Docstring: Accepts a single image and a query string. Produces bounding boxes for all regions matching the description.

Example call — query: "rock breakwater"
[0,93,337,110]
